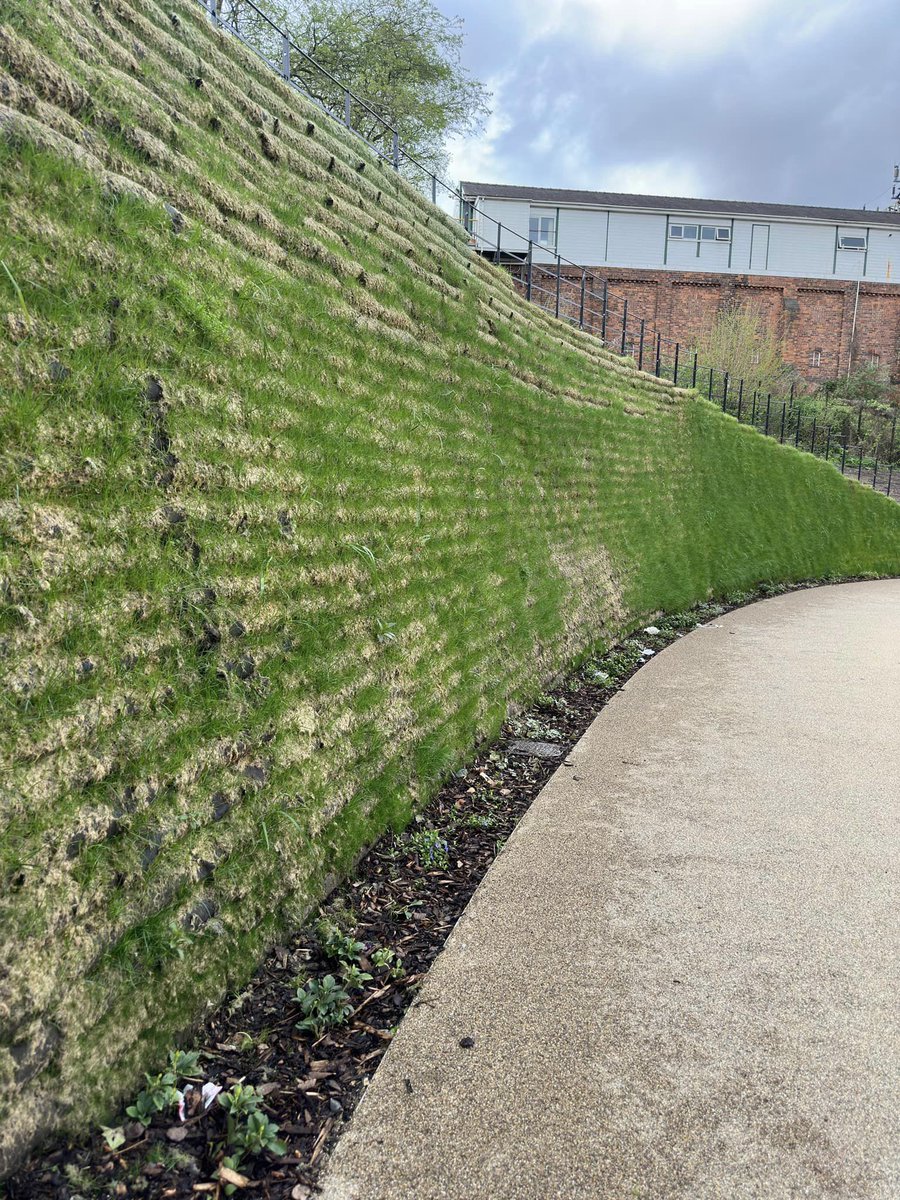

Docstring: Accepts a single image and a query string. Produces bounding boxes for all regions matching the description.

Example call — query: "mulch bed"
[4,580,852,1200]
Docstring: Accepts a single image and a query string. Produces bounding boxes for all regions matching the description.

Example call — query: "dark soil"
[3,579,866,1200]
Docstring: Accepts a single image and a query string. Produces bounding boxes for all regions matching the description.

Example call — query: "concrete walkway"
[320,581,900,1200]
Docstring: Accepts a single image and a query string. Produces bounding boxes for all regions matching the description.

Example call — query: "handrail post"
[780,402,787,443]
[526,241,533,302]
[281,32,291,81]
[579,271,586,330]
[495,220,502,267]
[392,131,399,171]
[655,332,661,377]
[722,372,729,412]
[824,425,832,461]
[344,90,352,126]
[886,416,897,497]
[692,352,698,389]
[620,299,628,355]
[737,379,744,421]
[708,366,714,402]
[638,320,645,370]
[673,343,679,387]
[431,174,436,205]
[764,394,771,436]
[555,255,561,319]
[208,0,218,26]
[810,417,817,455]
[795,406,802,447]
[601,282,608,343]
[841,440,847,473]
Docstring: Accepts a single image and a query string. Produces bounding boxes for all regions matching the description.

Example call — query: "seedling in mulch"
[371,947,404,979]
[316,917,365,965]
[341,962,373,989]
[295,973,353,1037]
[508,714,563,741]
[408,827,450,869]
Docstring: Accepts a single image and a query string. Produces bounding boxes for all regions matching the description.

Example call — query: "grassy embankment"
[2,0,899,1167]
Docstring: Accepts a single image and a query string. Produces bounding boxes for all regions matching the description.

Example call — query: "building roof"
[459,181,900,228]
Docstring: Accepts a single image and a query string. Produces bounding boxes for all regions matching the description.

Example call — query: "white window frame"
[529,210,557,249]
[838,234,867,251]
[809,349,822,368]
[670,222,730,243]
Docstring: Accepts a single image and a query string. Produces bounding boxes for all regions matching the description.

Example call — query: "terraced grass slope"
[1,0,899,1166]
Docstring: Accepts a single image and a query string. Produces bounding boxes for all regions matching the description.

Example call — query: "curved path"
[321,582,900,1200]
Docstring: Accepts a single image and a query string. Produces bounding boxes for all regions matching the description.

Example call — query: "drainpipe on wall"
[846,276,861,379]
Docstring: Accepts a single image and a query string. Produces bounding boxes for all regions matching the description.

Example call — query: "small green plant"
[100,1124,126,1151]
[295,974,353,1037]
[408,827,449,869]
[371,946,404,979]
[234,1109,287,1157]
[509,714,563,741]
[341,962,373,989]
[168,1048,201,1076]
[125,1071,179,1126]
[316,917,365,965]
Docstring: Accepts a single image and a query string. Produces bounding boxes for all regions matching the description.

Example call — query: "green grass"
[1,0,899,1168]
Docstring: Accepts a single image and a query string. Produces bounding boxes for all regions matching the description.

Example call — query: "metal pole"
[841,441,847,473]
[392,131,399,171]
[886,417,897,497]
[780,402,787,443]
[579,271,586,330]
[638,320,645,371]
[709,366,714,402]
[281,32,291,80]
[692,352,698,389]
[431,174,436,205]
[495,220,502,267]
[620,299,628,355]
[810,417,817,455]
[344,90,352,127]
[872,455,878,491]
[795,407,801,447]
[764,394,771,436]
[526,242,533,302]
[722,371,728,412]
[208,0,218,26]
[601,282,608,343]
[673,343,680,387]
[750,388,757,427]
[789,381,795,410]
[655,332,661,377]
[555,255,561,320]
[825,425,832,461]
[858,448,863,481]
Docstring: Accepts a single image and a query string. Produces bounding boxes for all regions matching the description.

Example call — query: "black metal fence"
[197,0,897,500]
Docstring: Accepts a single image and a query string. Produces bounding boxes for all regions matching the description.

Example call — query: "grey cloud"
[450,0,900,210]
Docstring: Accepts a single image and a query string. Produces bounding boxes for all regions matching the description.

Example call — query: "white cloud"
[516,0,827,67]
[445,75,514,197]
[601,157,708,197]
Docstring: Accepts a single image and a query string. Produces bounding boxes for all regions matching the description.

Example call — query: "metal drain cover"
[507,739,565,759]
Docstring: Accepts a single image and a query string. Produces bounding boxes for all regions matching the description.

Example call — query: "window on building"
[529,212,556,247]
[809,349,822,368]
[839,234,867,250]
[669,223,728,242]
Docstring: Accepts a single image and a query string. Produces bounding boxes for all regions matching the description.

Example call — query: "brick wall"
[513,263,900,383]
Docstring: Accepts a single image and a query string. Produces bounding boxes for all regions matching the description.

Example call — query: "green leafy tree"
[221,0,490,179]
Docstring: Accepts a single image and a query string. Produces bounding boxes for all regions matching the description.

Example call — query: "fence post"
[795,407,802,447]
[526,242,533,302]
[620,299,628,355]
[721,371,728,411]
[841,441,847,473]
[208,0,218,26]
[858,447,864,481]
[495,220,502,266]
[789,381,795,410]
[579,271,586,330]
[638,319,645,371]
[281,32,291,80]
[655,332,661,377]
[673,343,680,387]
[810,417,817,455]
[601,282,608,343]
[555,255,562,320]
[872,454,878,491]
[692,352,698,389]
[886,416,897,497]
[431,174,436,205]
[764,394,771,436]
[750,388,757,427]
[344,90,352,126]
[825,425,832,461]
[737,379,744,421]
[780,402,787,443]
[392,131,399,170]
[708,366,714,402]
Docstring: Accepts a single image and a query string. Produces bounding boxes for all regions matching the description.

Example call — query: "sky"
[444,0,900,211]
